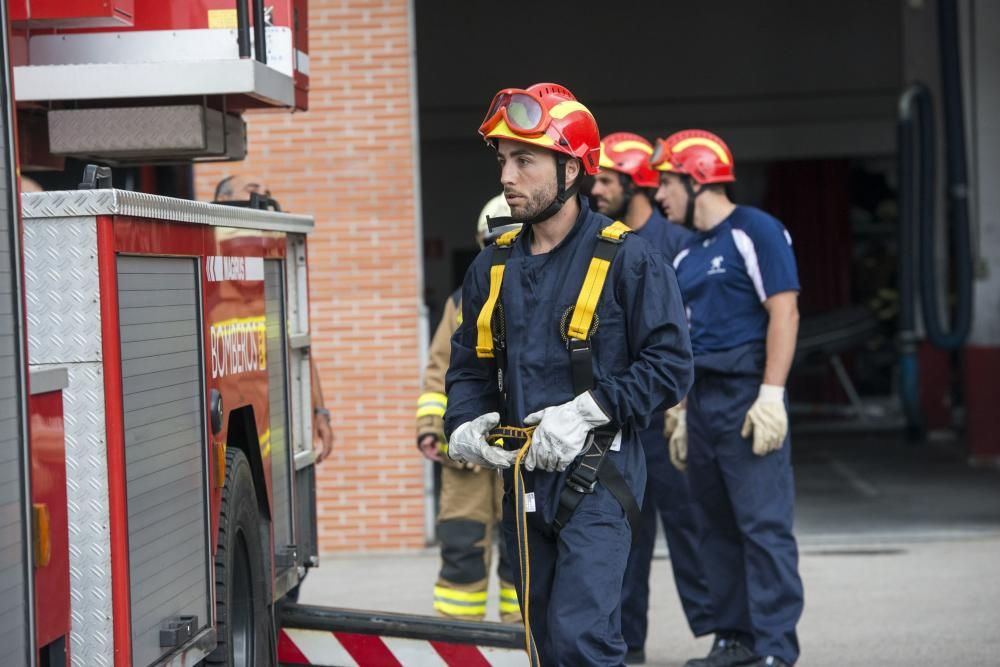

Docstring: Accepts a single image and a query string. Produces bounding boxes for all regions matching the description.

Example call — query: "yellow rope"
[513,432,540,666]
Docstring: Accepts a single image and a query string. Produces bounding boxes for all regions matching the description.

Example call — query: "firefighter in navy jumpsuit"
[651,130,804,667]
[444,83,693,666]
[592,132,713,663]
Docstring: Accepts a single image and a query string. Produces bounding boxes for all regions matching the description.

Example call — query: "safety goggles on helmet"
[479,88,553,138]
[649,138,674,172]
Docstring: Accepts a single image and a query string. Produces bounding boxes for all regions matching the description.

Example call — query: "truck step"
[278,603,527,666]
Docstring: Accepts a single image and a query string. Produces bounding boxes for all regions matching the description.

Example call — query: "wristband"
[314,407,331,419]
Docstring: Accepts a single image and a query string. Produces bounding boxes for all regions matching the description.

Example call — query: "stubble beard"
[601,194,627,221]
[509,180,557,223]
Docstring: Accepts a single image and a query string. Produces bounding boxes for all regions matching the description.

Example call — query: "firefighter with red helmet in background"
[444,82,693,665]
[594,133,713,664]
[651,130,804,667]
[592,131,692,259]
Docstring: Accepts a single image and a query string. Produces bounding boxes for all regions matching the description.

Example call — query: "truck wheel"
[207,448,273,667]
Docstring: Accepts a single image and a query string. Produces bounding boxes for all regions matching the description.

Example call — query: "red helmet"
[479,83,601,175]
[599,132,659,188]
[650,129,735,184]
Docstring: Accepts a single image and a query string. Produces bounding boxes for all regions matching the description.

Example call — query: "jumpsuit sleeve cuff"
[586,388,617,428]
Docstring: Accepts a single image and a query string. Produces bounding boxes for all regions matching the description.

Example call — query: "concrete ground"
[298,434,1000,665]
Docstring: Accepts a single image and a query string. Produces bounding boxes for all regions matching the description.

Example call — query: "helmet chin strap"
[682,175,707,228]
[520,154,579,225]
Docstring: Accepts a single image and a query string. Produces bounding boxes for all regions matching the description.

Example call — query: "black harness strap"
[549,224,641,541]
[551,427,641,544]
[489,223,641,542]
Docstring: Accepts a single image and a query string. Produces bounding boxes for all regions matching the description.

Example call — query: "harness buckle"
[597,224,629,244]
[565,431,600,494]
[566,474,597,495]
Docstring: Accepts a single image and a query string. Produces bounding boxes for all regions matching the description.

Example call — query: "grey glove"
[523,392,610,472]
[448,413,517,469]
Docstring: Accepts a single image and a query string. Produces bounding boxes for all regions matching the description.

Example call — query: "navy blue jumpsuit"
[620,209,715,653]
[445,198,693,666]
[673,205,804,664]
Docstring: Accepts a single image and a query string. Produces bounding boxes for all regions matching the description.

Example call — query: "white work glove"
[448,413,518,469]
[523,392,610,472]
[663,403,684,438]
[740,385,788,456]
[668,408,687,472]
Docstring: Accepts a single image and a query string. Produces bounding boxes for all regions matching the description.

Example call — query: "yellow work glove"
[663,403,684,438]
[740,384,788,456]
[668,408,687,471]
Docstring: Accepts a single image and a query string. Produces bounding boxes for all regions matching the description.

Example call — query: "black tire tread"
[205,447,272,666]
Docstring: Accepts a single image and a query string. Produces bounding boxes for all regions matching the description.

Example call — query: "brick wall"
[196,0,425,552]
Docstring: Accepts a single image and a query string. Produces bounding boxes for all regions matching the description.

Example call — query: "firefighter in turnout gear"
[593,133,714,664]
[416,194,522,623]
[445,83,693,665]
[651,130,804,667]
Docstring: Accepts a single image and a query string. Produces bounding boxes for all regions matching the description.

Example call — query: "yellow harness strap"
[567,221,631,341]
[475,229,521,358]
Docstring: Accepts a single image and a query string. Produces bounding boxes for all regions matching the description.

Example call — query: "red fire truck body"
[22,191,316,666]
[2,1,528,665]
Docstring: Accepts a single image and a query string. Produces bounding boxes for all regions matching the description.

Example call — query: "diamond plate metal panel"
[25,216,112,666]
[22,189,313,234]
[31,362,114,667]
[49,105,225,154]
[24,217,101,364]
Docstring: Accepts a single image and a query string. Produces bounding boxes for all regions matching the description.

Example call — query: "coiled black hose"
[921,0,974,349]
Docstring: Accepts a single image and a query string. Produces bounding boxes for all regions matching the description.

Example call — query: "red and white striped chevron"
[278,628,529,667]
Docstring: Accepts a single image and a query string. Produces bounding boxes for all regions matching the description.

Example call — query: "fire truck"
[1,1,525,665]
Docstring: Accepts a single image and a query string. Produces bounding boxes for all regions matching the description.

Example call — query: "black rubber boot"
[683,636,758,667]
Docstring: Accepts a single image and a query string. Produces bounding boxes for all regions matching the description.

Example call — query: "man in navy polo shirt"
[650,130,804,667]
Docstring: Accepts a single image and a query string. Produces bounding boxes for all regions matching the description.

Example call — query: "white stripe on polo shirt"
[731,228,767,303]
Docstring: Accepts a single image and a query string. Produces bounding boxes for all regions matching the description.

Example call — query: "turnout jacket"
[445,198,693,522]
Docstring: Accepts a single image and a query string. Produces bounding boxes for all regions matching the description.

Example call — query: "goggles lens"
[504,94,543,131]
[650,139,669,167]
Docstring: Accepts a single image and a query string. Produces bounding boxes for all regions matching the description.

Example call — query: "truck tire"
[206,448,273,667]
